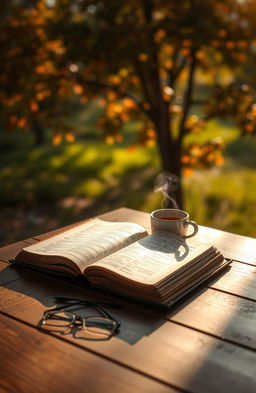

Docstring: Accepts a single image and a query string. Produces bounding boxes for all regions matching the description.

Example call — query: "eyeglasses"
[41,296,121,340]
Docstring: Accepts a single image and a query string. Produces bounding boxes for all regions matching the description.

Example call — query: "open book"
[12,218,231,307]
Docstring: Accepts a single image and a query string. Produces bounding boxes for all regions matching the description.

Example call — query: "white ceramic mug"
[150,208,198,239]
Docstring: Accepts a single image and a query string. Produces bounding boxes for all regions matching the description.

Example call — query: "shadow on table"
[0,261,224,345]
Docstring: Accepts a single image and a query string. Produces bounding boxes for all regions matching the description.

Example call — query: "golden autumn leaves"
[3,0,256,184]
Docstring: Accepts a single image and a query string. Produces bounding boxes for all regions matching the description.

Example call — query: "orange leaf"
[245,123,254,132]
[237,40,248,48]
[8,115,18,126]
[181,155,190,164]
[119,68,129,78]
[17,118,28,128]
[65,132,75,143]
[183,167,193,177]
[154,29,166,43]
[98,98,106,107]
[105,136,115,145]
[52,131,62,146]
[163,60,173,70]
[182,39,193,47]
[146,129,157,139]
[139,53,148,62]
[206,153,215,162]
[120,113,130,122]
[180,48,190,56]
[109,75,121,85]
[143,102,151,110]
[115,134,123,142]
[162,44,174,55]
[145,139,156,147]
[127,144,137,152]
[218,29,227,38]
[123,97,136,109]
[73,84,83,95]
[107,91,117,101]
[226,41,235,50]
[215,155,224,165]
[35,65,47,74]
[30,100,39,112]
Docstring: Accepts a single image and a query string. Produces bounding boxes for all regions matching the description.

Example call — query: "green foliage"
[0,118,255,239]
[0,129,159,206]
[184,168,256,237]
[1,0,256,242]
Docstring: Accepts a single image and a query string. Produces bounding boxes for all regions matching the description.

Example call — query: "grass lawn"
[0,107,255,245]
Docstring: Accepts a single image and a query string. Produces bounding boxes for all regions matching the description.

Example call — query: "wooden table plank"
[0,261,25,285]
[3,258,255,303]
[1,273,256,393]
[1,273,256,350]
[1,254,256,349]
[0,256,250,303]
[98,208,256,265]
[0,313,177,393]
[194,225,256,265]
[33,208,152,241]
[1,207,256,393]
[210,261,256,301]
[30,207,256,264]
[164,285,256,350]
[7,208,255,265]
[0,239,37,263]
[1,266,256,348]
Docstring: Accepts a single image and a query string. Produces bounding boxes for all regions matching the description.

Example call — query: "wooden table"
[1,207,256,393]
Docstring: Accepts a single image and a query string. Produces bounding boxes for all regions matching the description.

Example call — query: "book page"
[88,231,212,285]
[22,219,147,270]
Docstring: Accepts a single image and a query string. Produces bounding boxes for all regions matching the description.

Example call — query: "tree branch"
[178,50,197,141]
[143,0,153,23]
[169,51,188,88]
[68,70,150,116]
[133,58,155,120]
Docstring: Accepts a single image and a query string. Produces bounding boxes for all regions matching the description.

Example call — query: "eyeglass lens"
[42,311,75,334]
[75,317,115,339]
[41,298,120,339]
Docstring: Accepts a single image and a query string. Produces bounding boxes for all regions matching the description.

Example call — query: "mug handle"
[183,221,198,239]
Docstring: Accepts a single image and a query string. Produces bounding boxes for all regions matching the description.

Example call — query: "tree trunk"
[154,105,184,209]
[141,0,185,209]
[32,120,45,146]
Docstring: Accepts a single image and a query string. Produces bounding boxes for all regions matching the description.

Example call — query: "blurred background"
[1,0,256,246]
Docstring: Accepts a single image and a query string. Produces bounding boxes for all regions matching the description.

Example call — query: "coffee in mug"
[150,208,198,239]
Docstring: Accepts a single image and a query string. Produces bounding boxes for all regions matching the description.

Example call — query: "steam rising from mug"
[154,172,179,209]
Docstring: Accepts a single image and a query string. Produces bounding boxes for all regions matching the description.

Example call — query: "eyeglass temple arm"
[93,304,121,328]
[54,296,121,309]
[44,302,78,314]
[54,298,121,328]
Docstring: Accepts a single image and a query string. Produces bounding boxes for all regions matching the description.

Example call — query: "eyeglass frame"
[41,296,121,339]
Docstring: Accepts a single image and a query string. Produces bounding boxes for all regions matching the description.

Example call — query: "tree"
[49,0,256,207]
[0,0,74,145]
[1,0,256,207]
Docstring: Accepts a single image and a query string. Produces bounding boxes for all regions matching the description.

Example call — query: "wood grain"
[164,285,256,349]
[1,272,256,393]
[4,208,255,265]
[33,208,151,241]
[195,225,256,265]
[98,208,256,264]
[1,207,256,393]
[0,261,25,285]
[1,269,256,350]
[0,239,37,263]
[210,261,256,301]
[0,314,177,393]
